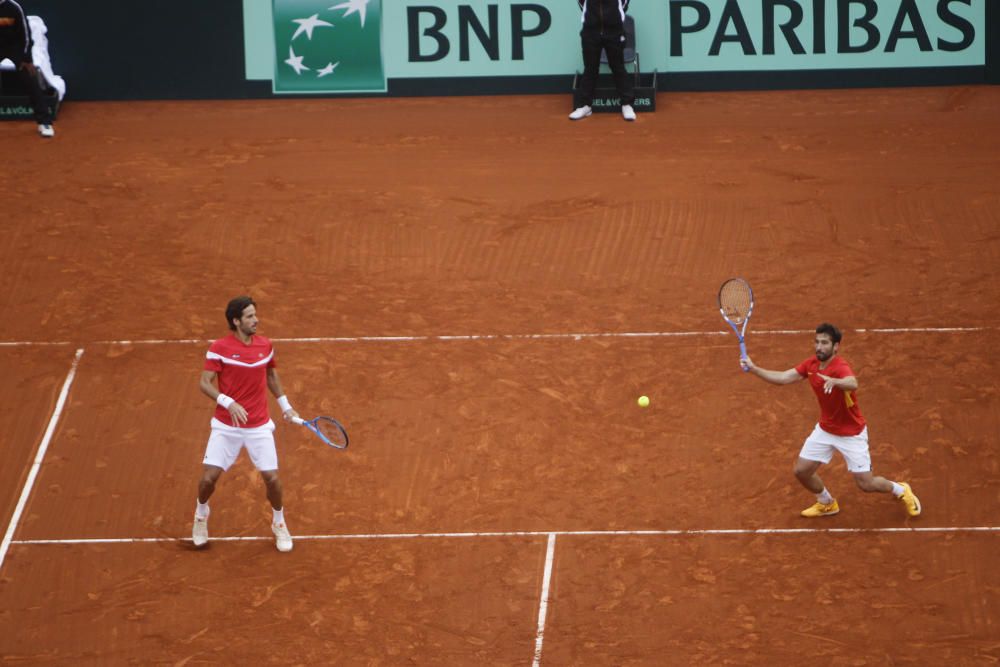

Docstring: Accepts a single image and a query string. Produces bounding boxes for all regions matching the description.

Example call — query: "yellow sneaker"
[801,500,839,518]
[898,482,921,517]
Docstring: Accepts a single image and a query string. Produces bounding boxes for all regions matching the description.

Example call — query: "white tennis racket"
[718,278,754,371]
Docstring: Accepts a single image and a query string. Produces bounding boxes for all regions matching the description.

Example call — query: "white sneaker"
[621,105,636,122]
[192,515,209,548]
[272,522,293,552]
[568,105,592,120]
[38,124,55,138]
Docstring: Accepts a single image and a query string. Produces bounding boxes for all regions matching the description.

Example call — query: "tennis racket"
[292,416,349,449]
[718,278,754,371]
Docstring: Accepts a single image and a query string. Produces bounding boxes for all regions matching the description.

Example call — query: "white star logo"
[291,13,334,41]
[329,0,371,28]
[316,62,340,78]
[284,46,310,75]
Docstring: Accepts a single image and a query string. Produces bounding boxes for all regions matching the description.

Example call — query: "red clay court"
[1,88,999,664]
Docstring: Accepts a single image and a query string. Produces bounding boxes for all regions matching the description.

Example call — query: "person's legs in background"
[602,32,635,121]
[16,64,54,137]
[570,29,604,120]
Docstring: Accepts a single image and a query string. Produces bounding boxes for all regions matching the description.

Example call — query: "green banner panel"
[271,0,386,93]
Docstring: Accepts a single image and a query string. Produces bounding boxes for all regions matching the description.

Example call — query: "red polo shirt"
[795,355,866,436]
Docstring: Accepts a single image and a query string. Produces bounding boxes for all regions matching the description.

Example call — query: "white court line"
[0,348,85,572]
[0,340,73,347]
[532,533,557,667]
[11,525,1000,545]
[0,326,989,348]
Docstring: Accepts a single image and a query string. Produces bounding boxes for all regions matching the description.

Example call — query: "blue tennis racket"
[718,278,754,371]
[292,416,349,449]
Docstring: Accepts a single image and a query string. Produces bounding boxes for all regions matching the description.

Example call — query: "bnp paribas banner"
[270,0,386,93]
[244,0,986,94]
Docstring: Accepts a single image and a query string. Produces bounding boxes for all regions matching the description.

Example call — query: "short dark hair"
[225,296,255,330]
[815,322,842,344]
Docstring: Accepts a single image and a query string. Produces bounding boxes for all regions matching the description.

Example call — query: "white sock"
[890,482,905,497]
[273,507,285,524]
[816,488,834,505]
[195,501,209,519]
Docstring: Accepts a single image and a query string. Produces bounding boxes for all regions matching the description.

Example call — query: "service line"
[0,326,989,348]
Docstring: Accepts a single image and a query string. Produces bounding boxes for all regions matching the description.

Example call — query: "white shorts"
[799,424,872,473]
[203,418,278,472]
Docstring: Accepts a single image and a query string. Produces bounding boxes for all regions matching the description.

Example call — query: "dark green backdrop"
[15,0,999,101]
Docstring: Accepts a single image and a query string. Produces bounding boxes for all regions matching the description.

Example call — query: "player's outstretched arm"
[741,355,803,385]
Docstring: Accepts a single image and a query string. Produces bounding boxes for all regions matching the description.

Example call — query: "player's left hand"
[817,373,836,394]
[18,61,38,76]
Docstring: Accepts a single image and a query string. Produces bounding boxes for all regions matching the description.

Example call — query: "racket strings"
[316,418,348,447]
[719,280,752,324]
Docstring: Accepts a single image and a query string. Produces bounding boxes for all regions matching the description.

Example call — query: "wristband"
[216,393,235,410]
[277,395,293,413]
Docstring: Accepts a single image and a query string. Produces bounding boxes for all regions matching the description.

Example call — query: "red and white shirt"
[204,334,276,428]
[795,355,866,436]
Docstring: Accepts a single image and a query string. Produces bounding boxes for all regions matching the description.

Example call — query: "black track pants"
[577,29,634,108]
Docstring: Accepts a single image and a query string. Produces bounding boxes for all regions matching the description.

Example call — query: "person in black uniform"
[0,0,54,137]
[569,0,635,122]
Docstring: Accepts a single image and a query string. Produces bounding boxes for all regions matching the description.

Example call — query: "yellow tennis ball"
[637,395,650,408]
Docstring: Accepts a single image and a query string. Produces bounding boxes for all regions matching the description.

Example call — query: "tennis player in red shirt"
[741,323,921,518]
[192,296,300,551]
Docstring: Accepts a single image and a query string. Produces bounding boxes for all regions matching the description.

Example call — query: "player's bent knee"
[793,463,817,479]
[200,464,223,482]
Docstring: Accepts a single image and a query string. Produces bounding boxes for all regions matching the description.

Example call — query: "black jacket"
[0,0,32,64]
[577,0,630,34]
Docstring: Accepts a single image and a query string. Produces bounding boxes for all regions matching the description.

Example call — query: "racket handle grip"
[739,341,749,373]
[290,416,304,425]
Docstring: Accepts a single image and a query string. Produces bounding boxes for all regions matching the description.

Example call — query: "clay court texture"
[1,87,999,664]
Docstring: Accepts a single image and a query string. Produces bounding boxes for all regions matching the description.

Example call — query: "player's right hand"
[740,355,754,372]
[228,402,249,426]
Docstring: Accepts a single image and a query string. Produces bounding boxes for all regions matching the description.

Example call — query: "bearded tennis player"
[741,323,921,519]
[192,296,300,551]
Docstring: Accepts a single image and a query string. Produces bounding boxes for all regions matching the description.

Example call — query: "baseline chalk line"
[11,525,1000,546]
